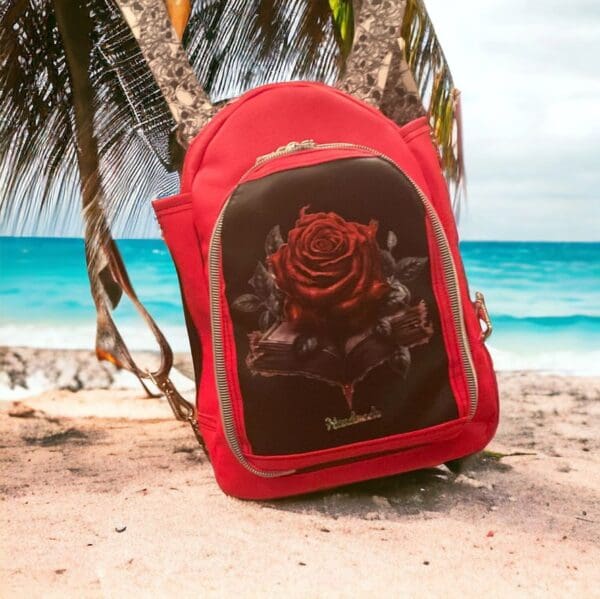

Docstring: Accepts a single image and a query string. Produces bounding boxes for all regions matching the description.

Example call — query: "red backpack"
[152,81,498,499]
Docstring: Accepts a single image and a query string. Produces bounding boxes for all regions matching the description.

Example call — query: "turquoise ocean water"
[1,237,598,375]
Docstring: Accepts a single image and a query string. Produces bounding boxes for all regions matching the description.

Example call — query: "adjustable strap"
[337,0,424,126]
[114,0,217,146]
[338,0,465,200]
[149,373,206,452]
[81,191,204,452]
[85,225,206,453]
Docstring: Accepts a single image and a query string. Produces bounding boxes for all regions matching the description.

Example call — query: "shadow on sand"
[262,452,512,519]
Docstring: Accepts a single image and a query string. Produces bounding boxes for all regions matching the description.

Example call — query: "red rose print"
[269,207,390,329]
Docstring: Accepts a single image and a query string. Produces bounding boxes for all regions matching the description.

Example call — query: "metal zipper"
[255,139,317,165]
[208,216,295,478]
[208,141,479,477]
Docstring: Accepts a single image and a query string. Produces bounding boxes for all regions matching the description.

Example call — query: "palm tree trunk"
[53,0,97,207]
[53,0,181,396]
[53,0,122,309]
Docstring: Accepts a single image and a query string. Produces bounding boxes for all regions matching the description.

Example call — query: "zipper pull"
[475,291,493,341]
[255,139,316,165]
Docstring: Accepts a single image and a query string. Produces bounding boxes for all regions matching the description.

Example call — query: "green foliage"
[328,0,354,60]
[401,0,465,205]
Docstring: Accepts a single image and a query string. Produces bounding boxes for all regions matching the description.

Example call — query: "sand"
[1,357,599,597]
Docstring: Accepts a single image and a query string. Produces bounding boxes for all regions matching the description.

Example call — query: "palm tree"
[0,0,462,399]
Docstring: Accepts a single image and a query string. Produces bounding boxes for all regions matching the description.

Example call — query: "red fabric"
[153,82,499,499]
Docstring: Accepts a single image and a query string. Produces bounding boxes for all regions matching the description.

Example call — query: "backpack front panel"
[204,133,481,474]
[220,153,465,456]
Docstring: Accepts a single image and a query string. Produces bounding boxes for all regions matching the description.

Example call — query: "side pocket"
[399,117,460,248]
[400,120,475,329]
[400,117,499,427]
[152,193,210,418]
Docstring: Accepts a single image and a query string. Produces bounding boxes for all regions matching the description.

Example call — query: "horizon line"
[1,235,599,244]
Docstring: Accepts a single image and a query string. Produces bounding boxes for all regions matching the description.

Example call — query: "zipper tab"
[475,291,493,341]
[255,139,316,165]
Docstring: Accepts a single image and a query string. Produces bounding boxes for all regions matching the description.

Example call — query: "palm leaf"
[328,0,354,61]
[0,0,355,378]
[184,0,349,104]
[1,0,354,237]
[0,0,178,238]
[401,0,465,205]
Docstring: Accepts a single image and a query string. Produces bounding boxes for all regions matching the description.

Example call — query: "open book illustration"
[247,301,433,407]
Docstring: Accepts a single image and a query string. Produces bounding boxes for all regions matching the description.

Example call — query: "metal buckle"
[475,291,493,341]
[148,372,194,420]
[148,372,206,452]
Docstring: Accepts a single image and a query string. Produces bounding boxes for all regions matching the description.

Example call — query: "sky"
[1,1,598,241]
[427,0,600,241]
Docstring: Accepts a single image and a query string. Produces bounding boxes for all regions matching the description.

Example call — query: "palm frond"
[0,0,356,374]
[328,0,354,61]
[401,0,465,203]
[1,0,354,237]
[0,0,177,238]
[184,0,349,103]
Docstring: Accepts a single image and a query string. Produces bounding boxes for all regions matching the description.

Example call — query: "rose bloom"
[269,207,389,330]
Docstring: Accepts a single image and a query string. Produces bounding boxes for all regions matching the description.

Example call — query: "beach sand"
[1,348,599,597]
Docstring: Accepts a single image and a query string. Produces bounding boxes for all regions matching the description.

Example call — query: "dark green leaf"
[259,309,274,331]
[395,257,428,282]
[265,294,282,318]
[264,224,284,255]
[249,261,274,298]
[232,293,262,313]
[387,230,397,251]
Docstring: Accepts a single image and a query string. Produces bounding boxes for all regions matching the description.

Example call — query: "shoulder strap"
[115,0,217,146]
[339,0,465,201]
[337,0,425,126]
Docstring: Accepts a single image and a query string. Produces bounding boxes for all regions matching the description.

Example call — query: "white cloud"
[427,0,600,240]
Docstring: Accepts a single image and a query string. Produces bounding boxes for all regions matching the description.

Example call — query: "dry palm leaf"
[0,0,353,237]
[401,0,465,204]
